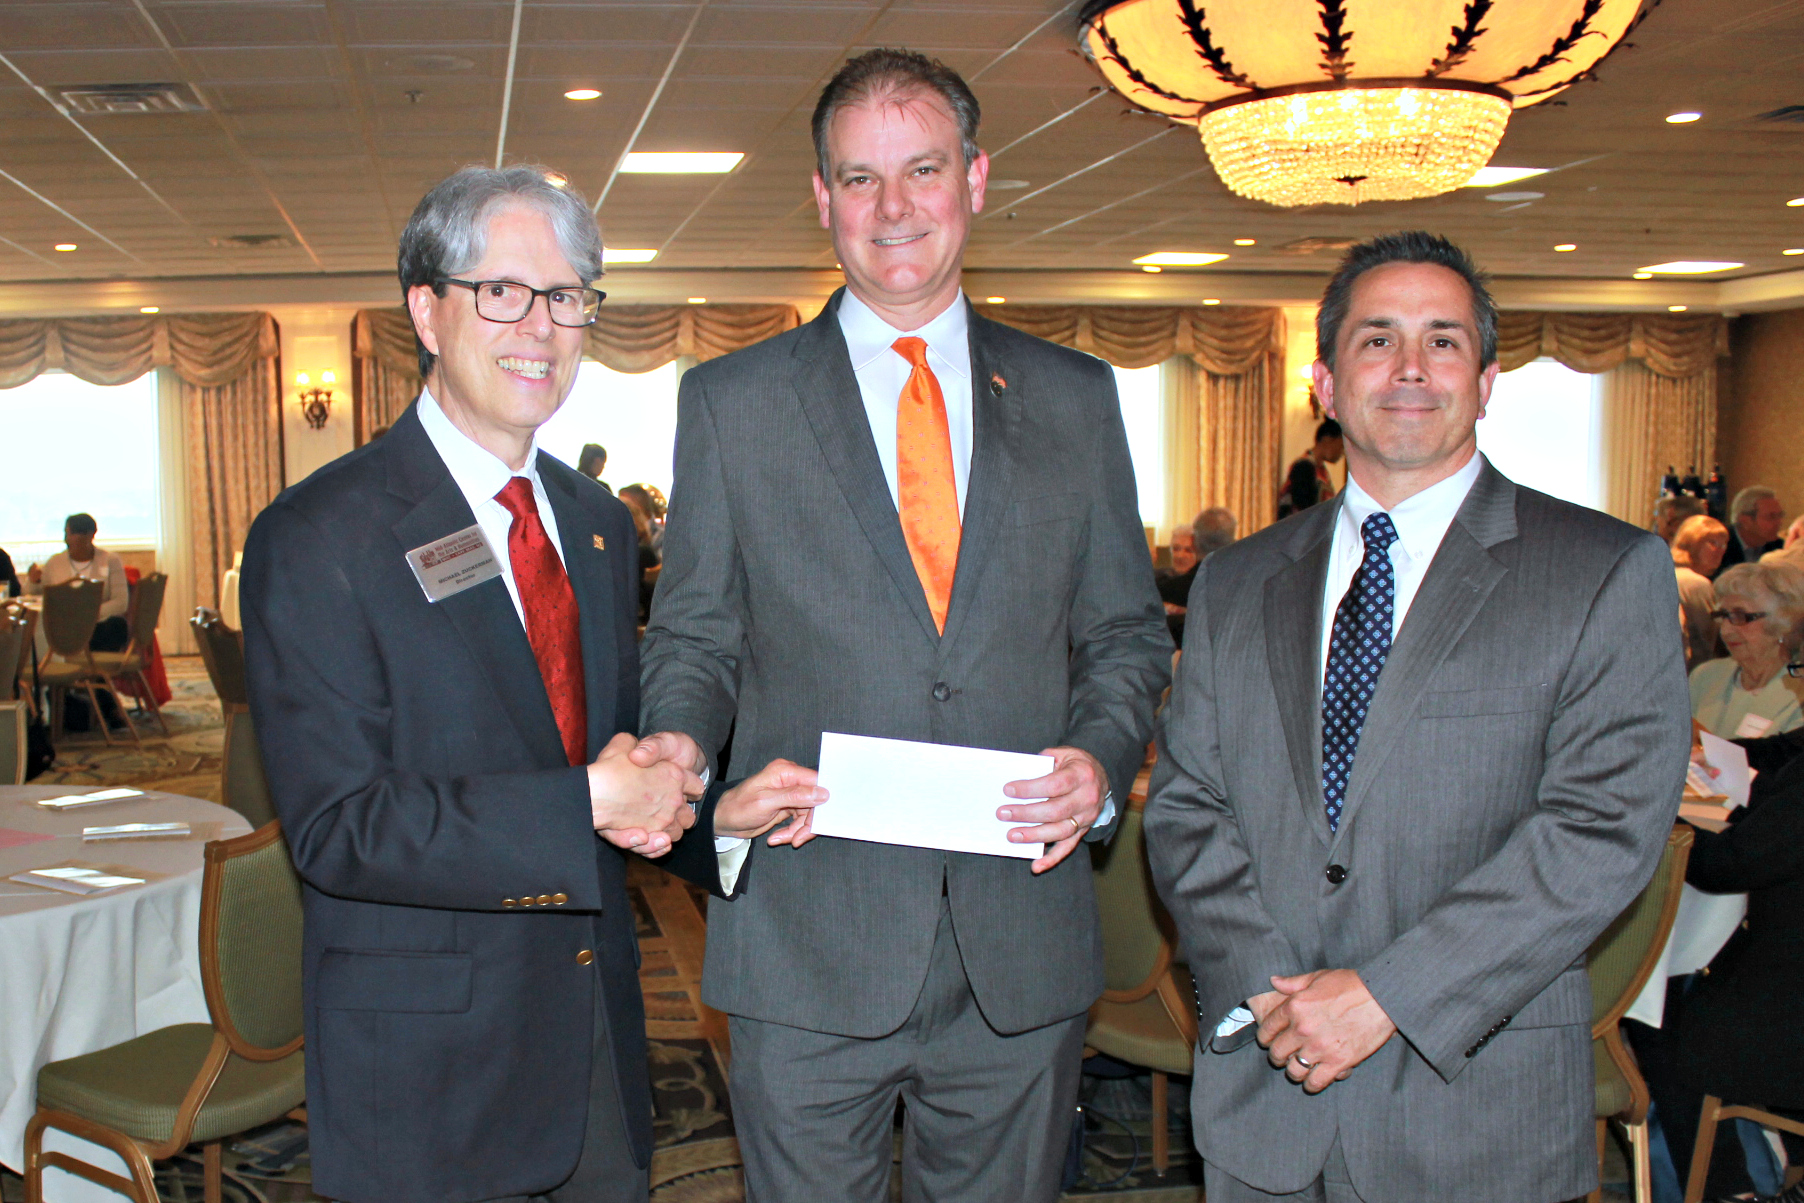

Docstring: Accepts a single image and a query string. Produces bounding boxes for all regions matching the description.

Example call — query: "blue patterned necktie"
[1321,512,1400,832]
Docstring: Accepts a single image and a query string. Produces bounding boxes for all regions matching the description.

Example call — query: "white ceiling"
[1,0,1801,312]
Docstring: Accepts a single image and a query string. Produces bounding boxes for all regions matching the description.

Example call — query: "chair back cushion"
[191,607,249,706]
[1587,824,1695,1029]
[41,579,104,657]
[129,572,169,651]
[202,823,305,1055]
[1091,807,1174,994]
[0,700,24,785]
[223,709,279,828]
[0,609,25,696]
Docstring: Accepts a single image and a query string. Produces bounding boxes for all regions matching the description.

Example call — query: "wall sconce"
[295,370,336,430]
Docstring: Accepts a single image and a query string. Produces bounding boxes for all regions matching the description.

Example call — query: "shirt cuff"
[714,836,750,895]
[1210,1005,1259,1054]
[1096,790,1116,828]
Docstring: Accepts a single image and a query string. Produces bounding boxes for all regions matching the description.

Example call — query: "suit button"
[553,893,568,905]
[502,899,516,908]
[1325,864,1347,884]
[537,894,551,906]
[518,896,532,907]
[932,682,952,702]
[576,949,594,966]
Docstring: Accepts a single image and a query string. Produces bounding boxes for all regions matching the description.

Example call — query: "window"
[1475,358,1603,510]
[1112,364,1164,527]
[537,360,681,495]
[0,371,161,568]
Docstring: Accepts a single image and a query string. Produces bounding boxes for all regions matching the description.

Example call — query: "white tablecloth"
[0,786,251,1200]
[1624,883,1748,1027]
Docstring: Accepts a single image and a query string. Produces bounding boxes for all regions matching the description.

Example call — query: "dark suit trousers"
[488,974,648,1203]
[727,896,1086,1203]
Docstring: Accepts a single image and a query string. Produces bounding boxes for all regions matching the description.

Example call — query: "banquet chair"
[7,602,40,717]
[38,578,139,747]
[1587,824,1695,1203]
[89,572,170,736]
[1684,1101,1804,1201]
[0,605,27,701]
[1084,786,1197,1175]
[24,820,306,1203]
[191,608,276,826]
[0,700,24,784]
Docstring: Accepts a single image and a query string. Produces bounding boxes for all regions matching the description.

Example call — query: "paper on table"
[34,788,145,810]
[82,822,194,842]
[813,732,1055,860]
[1699,732,1752,810]
[9,864,148,895]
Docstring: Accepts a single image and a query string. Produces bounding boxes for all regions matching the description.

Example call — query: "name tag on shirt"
[1734,713,1774,739]
[405,525,502,603]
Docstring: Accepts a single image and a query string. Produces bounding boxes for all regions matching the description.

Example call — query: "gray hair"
[1731,485,1778,524]
[1653,494,1706,526]
[812,48,980,182]
[398,164,604,378]
[1714,561,1804,642]
[1193,507,1238,558]
[1316,231,1498,370]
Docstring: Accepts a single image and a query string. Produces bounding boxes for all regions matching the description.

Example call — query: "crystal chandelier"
[1078,0,1652,207]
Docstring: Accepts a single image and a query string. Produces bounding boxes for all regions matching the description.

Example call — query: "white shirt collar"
[1338,452,1486,561]
[837,288,970,380]
[416,384,542,514]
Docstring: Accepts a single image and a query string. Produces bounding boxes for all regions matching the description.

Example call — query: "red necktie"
[495,477,588,766]
[891,336,962,633]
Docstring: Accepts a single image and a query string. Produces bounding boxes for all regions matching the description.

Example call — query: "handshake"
[584,729,827,858]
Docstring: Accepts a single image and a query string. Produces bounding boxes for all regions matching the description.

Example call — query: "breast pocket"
[1418,684,1551,718]
[1010,491,1087,528]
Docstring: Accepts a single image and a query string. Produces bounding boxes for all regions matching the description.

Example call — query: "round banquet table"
[0,785,253,1201]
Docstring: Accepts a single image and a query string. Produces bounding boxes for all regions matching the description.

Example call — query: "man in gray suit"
[1148,231,1690,1201]
[637,48,1170,1202]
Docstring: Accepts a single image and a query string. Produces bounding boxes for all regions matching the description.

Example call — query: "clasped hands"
[585,730,828,858]
[1250,968,1397,1094]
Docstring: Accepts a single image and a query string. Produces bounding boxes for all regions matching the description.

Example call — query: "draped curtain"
[0,312,282,628]
[1496,311,1726,526]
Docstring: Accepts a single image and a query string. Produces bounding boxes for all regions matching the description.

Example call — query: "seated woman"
[1690,561,1804,738]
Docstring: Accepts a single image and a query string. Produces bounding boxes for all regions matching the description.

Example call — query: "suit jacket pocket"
[1419,683,1550,719]
[1011,491,1086,527]
[316,949,473,1013]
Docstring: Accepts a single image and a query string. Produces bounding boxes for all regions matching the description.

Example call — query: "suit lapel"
[790,290,940,643]
[384,410,566,768]
[539,457,618,755]
[1264,507,1337,849]
[1330,464,1515,843]
[941,310,1018,646]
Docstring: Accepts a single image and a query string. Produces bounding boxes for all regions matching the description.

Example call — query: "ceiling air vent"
[209,234,294,250]
[58,83,205,115]
[1273,237,1360,255]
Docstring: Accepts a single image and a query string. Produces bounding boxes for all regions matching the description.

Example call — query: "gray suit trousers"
[727,897,1085,1203]
[1204,1139,1365,1203]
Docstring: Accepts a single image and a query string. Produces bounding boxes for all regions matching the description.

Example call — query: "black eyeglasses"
[440,278,605,327]
[1710,609,1769,627]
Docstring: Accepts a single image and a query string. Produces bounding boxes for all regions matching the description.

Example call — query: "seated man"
[26,512,130,650]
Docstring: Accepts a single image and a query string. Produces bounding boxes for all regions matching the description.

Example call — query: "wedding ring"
[1068,816,1081,835]
[1293,1055,1315,1069]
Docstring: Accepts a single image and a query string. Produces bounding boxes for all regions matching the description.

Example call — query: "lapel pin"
[592,535,606,551]
[990,373,1007,396]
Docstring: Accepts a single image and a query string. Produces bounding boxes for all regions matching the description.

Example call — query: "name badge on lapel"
[405,524,502,603]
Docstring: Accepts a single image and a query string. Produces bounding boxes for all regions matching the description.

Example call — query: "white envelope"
[812,732,1055,860]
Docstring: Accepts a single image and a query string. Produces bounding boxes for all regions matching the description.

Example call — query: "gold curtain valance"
[973,303,1283,373]
[0,313,278,389]
[1495,312,1728,379]
[354,303,804,377]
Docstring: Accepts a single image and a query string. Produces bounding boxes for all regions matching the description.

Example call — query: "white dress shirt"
[1318,452,1485,682]
[27,548,130,621]
[417,385,566,626]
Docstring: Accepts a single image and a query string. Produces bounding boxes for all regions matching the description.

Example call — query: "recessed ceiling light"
[602,248,657,263]
[1637,261,1744,274]
[1484,191,1544,203]
[1553,243,1577,252]
[1232,238,1256,246]
[1202,298,1221,305]
[544,171,568,188]
[1464,166,1548,187]
[988,179,1030,190]
[1665,111,1702,124]
[619,152,743,174]
[1668,305,1689,312]
[1789,197,1804,208]
[139,305,159,313]
[1632,272,1653,279]
[686,297,706,304]
[1785,249,1804,256]
[984,296,1006,304]
[53,243,76,251]
[1132,251,1229,267]
[564,88,601,101]
[1141,265,1162,273]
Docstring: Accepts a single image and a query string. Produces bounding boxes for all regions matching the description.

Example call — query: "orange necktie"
[892,336,961,633]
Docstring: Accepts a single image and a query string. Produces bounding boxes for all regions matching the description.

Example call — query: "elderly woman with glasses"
[1690,561,1804,738]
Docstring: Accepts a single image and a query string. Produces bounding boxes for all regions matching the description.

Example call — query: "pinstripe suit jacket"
[1146,460,1690,1200]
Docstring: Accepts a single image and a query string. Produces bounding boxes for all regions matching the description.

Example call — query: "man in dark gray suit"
[638,48,1171,1202]
[1148,232,1691,1201]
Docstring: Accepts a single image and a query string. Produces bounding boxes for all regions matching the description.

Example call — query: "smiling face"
[406,202,586,468]
[1313,261,1497,507]
[813,87,987,327]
